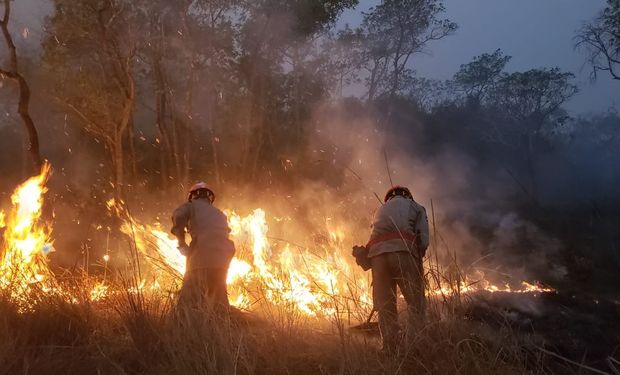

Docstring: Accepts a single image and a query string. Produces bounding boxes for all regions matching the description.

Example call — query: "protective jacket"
[367,195,429,258]
[171,199,235,271]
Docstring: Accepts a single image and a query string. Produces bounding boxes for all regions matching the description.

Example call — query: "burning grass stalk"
[0,251,558,375]
[0,164,570,374]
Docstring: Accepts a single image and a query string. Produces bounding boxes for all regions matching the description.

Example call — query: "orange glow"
[0,163,54,308]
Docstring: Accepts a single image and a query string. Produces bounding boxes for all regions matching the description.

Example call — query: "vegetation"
[576,0,620,81]
[0,0,41,170]
[0,272,553,375]
[0,0,618,374]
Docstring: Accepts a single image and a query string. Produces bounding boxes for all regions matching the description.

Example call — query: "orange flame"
[117,204,555,317]
[0,162,553,316]
[0,163,54,307]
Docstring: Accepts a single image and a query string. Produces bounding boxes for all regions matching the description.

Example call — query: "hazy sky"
[8,0,619,115]
[344,0,619,114]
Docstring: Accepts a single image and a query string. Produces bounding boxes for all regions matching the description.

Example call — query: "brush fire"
[0,164,553,317]
[1,1,619,373]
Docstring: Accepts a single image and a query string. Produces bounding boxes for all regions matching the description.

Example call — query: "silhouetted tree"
[453,49,512,105]
[575,0,620,81]
[355,0,457,102]
[0,0,42,172]
[493,68,578,131]
[492,68,578,200]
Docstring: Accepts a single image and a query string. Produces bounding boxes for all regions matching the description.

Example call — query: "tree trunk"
[153,53,172,189]
[181,60,195,189]
[1,0,42,173]
[15,75,42,170]
[249,73,267,182]
[170,116,182,185]
[292,45,302,144]
[112,133,124,200]
[251,125,264,181]
[127,118,137,177]
[180,1,193,189]
[367,54,387,103]
[207,90,222,187]
[115,68,135,200]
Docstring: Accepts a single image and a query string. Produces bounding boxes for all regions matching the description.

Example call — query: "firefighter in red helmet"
[171,182,235,311]
[363,186,429,353]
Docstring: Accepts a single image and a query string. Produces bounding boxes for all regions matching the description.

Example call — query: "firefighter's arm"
[171,203,191,248]
[414,206,430,255]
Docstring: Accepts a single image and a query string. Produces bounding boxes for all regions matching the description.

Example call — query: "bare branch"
[575,9,620,81]
[0,0,42,169]
[59,99,115,146]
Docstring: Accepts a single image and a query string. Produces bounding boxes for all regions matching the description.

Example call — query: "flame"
[90,281,109,302]
[227,258,252,284]
[223,209,372,316]
[118,207,371,316]
[0,163,54,307]
[0,163,554,316]
[119,206,554,317]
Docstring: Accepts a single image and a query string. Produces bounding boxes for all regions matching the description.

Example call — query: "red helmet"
[188,182,215,203]
[384,186,412,202]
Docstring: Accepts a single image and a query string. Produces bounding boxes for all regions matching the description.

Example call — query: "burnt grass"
[465,290,620,372]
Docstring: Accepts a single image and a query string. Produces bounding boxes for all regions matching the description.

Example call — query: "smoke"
[266,99,572,285]
[2,0,617,291]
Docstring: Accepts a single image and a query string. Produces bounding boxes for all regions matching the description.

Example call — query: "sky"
[344,0,619,114]
[6,0,619,115]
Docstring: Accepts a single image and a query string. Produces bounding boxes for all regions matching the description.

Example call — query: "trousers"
[177,267,229,311]
[371,251,425,351]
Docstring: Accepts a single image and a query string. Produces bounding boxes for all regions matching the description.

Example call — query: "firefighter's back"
[185,199,235,271]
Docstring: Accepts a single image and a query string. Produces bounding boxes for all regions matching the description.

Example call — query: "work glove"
[352,245,372,271]
[178,244,191,256]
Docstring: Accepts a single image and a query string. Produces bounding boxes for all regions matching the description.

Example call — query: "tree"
[0,0,42,172]
[279,0,358,36]
[44,0,140,199]
[453,49,511,105]
[492,68,579,201]
[355,0,457,102]
[493,68,579,132]
[575,0,620,81]
[401,76,450,112]
[140,0,239,190]
[231,0,357,182]
[326,27,365,96]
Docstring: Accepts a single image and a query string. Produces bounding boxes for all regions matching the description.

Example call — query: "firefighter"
[366,186,429,353]
[171,182,235,311]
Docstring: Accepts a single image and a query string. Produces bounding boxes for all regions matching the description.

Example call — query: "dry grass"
[0,211,567,374]
[0,274,549,375]
[0,211,555,374]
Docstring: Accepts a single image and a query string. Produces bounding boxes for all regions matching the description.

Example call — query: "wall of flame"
[0,164,553,316]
